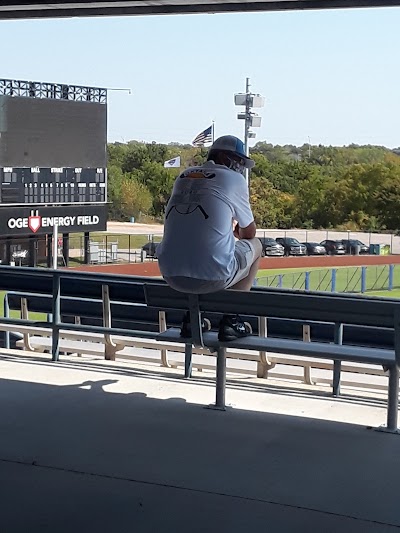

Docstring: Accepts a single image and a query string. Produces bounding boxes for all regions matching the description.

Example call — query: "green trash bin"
[369,244,379,255]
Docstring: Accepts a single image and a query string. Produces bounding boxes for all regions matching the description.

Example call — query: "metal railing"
[1,283,394,397]
[255,264,399,294]
[0,266,396,397]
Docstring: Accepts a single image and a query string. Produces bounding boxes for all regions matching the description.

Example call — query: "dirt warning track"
[71,254,400,277]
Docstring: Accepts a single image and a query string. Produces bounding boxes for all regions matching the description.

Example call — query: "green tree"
[375,166,400,230]
[133,161,178,218]
[105,139,400,230]
[250,176,294,228]
[107,164,124,220]
[119,177,153,220]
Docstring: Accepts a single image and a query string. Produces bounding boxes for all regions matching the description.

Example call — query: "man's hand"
[233,222,240,239]
[235,221,257,240]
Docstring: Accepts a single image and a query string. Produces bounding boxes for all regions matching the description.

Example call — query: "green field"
[368,289,400,298]
[0,291,45,320]
[256,265,400,296]
[1,265,398,324]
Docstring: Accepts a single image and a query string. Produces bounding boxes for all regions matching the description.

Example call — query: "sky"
[1,7,400,148]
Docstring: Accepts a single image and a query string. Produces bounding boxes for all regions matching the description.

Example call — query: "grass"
[0,291,45,320]
[367,289,400,298]
[256,264,400,294]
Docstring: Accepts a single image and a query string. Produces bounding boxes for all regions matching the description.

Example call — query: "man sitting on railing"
[157,135,262,341]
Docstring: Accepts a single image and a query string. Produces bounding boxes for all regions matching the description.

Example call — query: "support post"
[333,322,343,396]
[305,271,310,291]
[302,324,314,385]
[158,311,170,367]
[52,223,58,270]
[75,316,82,357]
[188,294,203,348]
[4,294,10,349]
[215,347,227,410]
[28,236,37,267]
[84,232,90,264]
[184,294,202,379]
[51,272,61,362]
[389,264,394,291]
[21,298,34,351]
[47,235,52,268]
[386,366,399,432]
[184,343,193,378]
[63,233,69,267]
[361,266,367,293]
[331,269,337,293]
[381,310,400,432]
[257,316,273,378]
[5,237,11,265]
[102,284,122,360]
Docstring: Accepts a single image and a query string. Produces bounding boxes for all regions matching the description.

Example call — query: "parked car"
[142,241,159,258]
[258,237,285,257]
[341,239,369,254]
[320,239,346,255]
[275,238,307,256]
[301,242,327,256]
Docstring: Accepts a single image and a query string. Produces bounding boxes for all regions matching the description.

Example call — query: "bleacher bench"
[144,283,400,433]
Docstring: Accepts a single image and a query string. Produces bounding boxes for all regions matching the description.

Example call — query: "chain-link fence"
[256,229,399,254]
[255,264,399,294]
[68,233,162,265]
[1,229,398,269]
[0,233,163,268]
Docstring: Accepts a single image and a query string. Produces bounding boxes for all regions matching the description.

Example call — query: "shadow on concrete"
[0,366,400,532]
[0,351,389,410]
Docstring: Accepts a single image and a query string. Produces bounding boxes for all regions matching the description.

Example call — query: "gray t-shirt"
[157,161,254,281]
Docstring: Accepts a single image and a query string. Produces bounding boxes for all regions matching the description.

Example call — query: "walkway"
[1,351,399,532]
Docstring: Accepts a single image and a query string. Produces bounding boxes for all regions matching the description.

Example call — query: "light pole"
[244,77,251,164]
[234,78,264,188]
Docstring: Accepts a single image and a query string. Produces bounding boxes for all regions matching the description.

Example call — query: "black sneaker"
[180,311,211,338]
[218,314,252,342]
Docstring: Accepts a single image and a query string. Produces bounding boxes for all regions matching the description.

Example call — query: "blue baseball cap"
[208,135,255,168]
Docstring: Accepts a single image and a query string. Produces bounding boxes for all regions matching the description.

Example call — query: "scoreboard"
[0,82,107,207]
[0,167,106,205]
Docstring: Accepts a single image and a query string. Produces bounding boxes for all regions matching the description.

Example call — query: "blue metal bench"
[1,265,395,380]
[144,283,400,433]
[0,265,398,431]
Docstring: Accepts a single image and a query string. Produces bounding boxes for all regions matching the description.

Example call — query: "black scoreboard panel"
[0,95,106,168]
[0,167,106,205]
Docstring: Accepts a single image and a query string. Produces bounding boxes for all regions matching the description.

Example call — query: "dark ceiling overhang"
[1,0,399,20]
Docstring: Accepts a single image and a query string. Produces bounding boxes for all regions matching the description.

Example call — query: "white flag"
[164,156,181,168]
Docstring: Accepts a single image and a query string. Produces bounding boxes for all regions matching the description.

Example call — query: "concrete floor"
[1,351,400,533]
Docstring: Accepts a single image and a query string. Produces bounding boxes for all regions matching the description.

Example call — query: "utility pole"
[234,78,264,189]
[244,77,251,168]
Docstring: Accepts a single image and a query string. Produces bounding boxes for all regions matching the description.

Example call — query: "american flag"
[192,125,213,147]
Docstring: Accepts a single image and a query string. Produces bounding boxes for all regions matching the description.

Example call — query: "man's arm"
[233,220,257,240]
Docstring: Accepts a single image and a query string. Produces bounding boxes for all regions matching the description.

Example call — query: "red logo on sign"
[28,215,41,233]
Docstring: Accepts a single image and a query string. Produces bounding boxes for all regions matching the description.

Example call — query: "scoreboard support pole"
[63,234,69,267]
[84,232,90,264]
[5,237,11,265]
[28,236,37,267]
[47,236,52,268]
[52,224,58,270]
